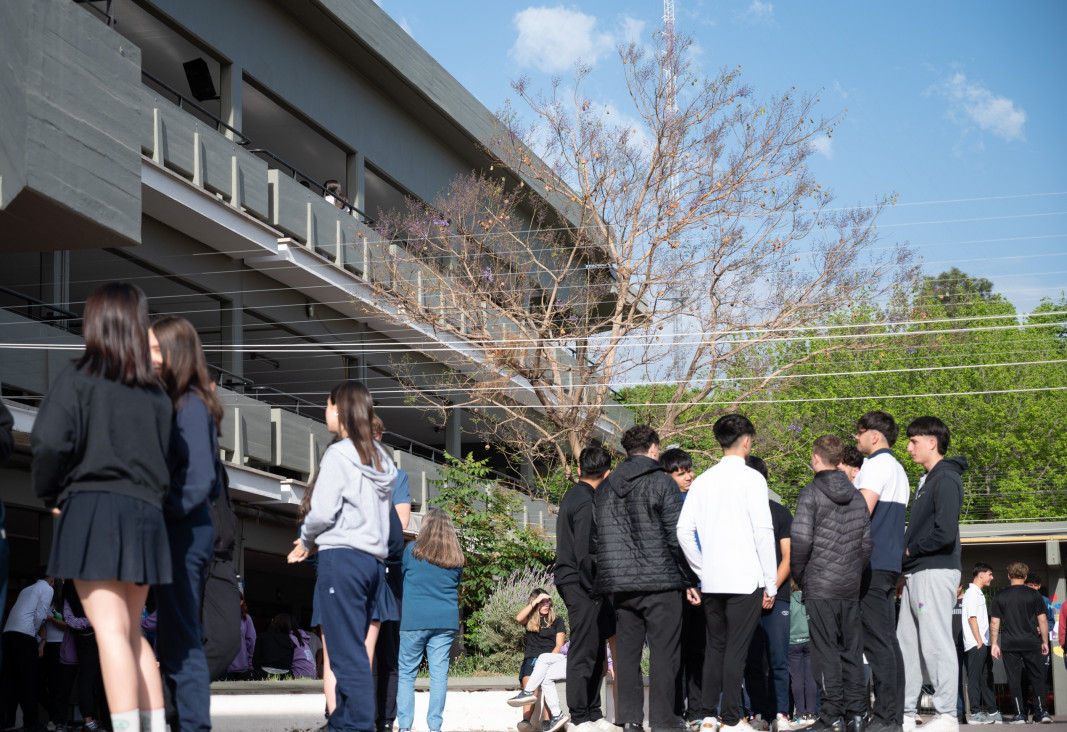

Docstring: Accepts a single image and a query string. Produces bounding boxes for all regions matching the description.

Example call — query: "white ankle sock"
[141,708,166,732]
[111,709,141,732]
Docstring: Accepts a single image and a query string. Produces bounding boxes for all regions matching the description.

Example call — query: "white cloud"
[934,72,1026,142]
[744,0,774,22]
[510,7,644,73]
[810,136,834,159]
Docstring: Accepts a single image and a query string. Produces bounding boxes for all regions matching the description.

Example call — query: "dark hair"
[856,411,899,445]
[906,416,950,455]
[330,381,382,470]
[812,435,845,467]
[579,446,611,479]
[324,180,345,198]
[151,316,223,434]
[267,613,293,634]
[62,580,87,619]
[1006,561,1029,580]
[621,425,659,456]
[661,448,693,475]
[76,282,157,387]
[1025,572,1043,587]
[745,455,768,479]
[713,413,755,449]
[972,562,993,579]
[841,446,865,469]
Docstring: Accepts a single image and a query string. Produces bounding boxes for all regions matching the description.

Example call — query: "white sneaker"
[723,722,756,732]
[594,720,619,732]
[773,714,792,732]
[751,717,770,732]
[571,723,597,732]
[702,718,722,732]
[921,715,959,732]
[903,716,918,732]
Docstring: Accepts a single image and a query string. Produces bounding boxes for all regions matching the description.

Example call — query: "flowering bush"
[467,565,569,661]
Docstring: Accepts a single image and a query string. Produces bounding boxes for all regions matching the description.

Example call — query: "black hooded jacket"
[790,469,872,601]
[902,456,967,573]
[593,454,697,593]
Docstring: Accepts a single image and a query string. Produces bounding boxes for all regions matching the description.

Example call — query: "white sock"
[140,708,166,732]
[111,709,141,732]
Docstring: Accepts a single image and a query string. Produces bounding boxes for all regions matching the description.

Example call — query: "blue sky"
[380,1,1067,311]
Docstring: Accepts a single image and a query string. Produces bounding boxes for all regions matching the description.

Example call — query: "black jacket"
[790,470,872,601]
[902,456,966,573]
[594,455,696,593]
[31,364,173,510]
[555,481,597,594]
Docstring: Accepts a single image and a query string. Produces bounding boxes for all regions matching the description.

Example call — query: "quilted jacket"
[593,454,697,593]
[790,469,872,601]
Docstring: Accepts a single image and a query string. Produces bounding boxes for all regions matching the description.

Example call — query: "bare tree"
[376,34,916,486]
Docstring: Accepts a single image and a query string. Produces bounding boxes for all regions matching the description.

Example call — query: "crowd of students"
[0,280,1059,732]
[549,414,1059,732]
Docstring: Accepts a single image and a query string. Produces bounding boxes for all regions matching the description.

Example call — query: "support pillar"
[445,406,462,459]
[221,287,243,380]
[348,151,365,214]
[221,63,243,140]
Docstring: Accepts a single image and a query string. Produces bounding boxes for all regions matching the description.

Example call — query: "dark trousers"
[614,589,684,728]
[964,646,995,715]
[2,631,40,728]
[1003,650,1046,718]
[859,568,904,725]
[72,633,107,723]
[558,583,608,724]
[807,598,866,721]
[375,565,403,730]
[157,506,214,732]
[202,557,242,681]
[702,589,763,726]
[788,642,818,716]
[679,597,707,720]
[39,641,63,724]
[318,547,380,732]
[744,598,791,719]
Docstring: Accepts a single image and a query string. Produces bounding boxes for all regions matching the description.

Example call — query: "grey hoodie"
[300,439,398,560]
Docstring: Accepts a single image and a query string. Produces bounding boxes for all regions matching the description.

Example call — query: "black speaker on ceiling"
[183,58,219,102]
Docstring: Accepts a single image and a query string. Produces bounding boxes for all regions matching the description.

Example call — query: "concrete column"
[221,62,242,141]
[221,287,243,379]
[40,250,70,309]
[445,406,462,458]
[348,151,365,213]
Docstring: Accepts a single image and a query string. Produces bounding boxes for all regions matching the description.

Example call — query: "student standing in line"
[288,381,397,732]
[852,411,909,732]
[396,508,465,732]
[677,414,777,732]
[990,562,1051,724]
[898,417,966,732]
[149,315,223,732]
[787,583,817,727]
[32,282,173,732]
[838,447,864,483]
[555,446,616,732]
[961,563,998,725]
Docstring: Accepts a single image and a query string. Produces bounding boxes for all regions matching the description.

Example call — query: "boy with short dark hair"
[790,435,872,732]
[661,448,695,493]
[961,562,996,725]
[838,447,864,483]
[991,562,1051,724]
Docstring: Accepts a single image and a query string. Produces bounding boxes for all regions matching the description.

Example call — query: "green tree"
[429,453,555,636]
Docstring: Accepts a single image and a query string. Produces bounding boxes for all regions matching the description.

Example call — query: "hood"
[931,455,969,476]
[813,469,860,505]
[609,455,663,497]
[331,438,398,496]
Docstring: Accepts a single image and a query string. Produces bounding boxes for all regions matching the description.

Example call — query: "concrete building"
[0,0,620,625]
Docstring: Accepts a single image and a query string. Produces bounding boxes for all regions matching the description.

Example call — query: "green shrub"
[467,565,569,657]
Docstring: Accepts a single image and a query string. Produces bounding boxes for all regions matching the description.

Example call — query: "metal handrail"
[245,148,375,225]
[142,69,251,146]
[0,286,81,333]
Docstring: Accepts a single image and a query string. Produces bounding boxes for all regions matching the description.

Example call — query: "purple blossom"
[789,422,802,434]
[482,266,494,283]
[432,218,449,227]
[582,100,591,112]
[905,347,917,355]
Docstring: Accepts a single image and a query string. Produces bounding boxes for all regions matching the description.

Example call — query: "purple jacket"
[60,600,93,665]
[290,629,316,679]
[228,614,257,673]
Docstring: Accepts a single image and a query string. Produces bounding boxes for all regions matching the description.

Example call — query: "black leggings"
[73,634,107,722]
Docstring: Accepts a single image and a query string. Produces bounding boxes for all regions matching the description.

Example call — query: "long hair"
[525,586,557,632]
[151,315,223,434]
[411,508,465,569]
[330,381,381,471]
[76,282,157,387]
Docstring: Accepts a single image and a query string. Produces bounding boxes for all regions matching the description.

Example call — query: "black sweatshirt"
[902,456,967,573]
[32,365,173,510]
[555,481,597,593]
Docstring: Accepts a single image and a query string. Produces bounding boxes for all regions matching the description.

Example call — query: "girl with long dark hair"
[32,282,173,732]
[288,380,396,731]
[149,315,225,732]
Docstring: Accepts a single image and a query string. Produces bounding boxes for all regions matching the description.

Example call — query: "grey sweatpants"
[897,567,962,716]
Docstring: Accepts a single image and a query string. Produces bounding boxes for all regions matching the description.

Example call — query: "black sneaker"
[544,713,571,732]
[1005,716,1026,725]
[1036,713,1052,725]
[508,690,538,707]
[808,720,846,732]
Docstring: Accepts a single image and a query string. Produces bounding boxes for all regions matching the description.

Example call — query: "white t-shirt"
[961,583,990,651]
[854,450,910,572]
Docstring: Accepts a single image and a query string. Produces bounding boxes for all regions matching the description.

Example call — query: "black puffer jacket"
[593,455,697,593]
[790,470,872,601]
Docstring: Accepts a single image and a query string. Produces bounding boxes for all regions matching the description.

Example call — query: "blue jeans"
[157,504,214,732]
[397,629,455,731]
[318,548,381,732]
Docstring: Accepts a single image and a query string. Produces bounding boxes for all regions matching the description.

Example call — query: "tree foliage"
[376,33,915,485]
[429,453,554,629]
